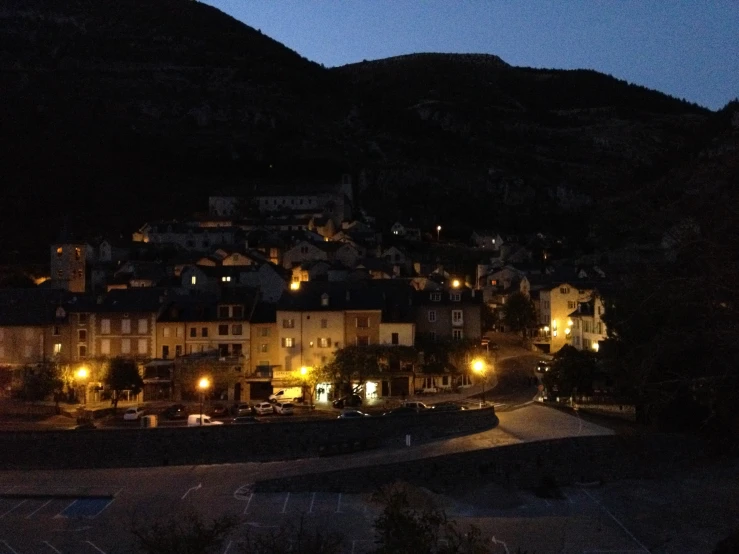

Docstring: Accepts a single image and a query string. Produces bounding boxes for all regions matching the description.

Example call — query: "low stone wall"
[254,432,705,494]
[573,402,637,422]
[0,408,497,470]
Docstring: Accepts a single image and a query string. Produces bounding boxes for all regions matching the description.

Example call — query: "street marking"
[562,490,574,504]
[234,484,253,501]
[243,521,279,528]
[85,540,107,554]
[308,492,316,514]
[242,493,254,515]
[582,490,650,553]
[0,540,19,554]
[0,500,27,519]
[55,500,77,519]
[223,540,233,554]
[26,499,53,518]
[43,541,62,553]
[491,536,510,554]
[335,493,342,513]
[59,498,113,519]
[281,492,290,514]
[181,483,202,500]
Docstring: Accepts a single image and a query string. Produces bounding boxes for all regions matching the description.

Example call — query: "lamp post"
[472,359,486,408]
[198,377,210,425]
[436,225,441,242]
[75,367,89,405]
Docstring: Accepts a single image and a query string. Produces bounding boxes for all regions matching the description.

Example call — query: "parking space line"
[85,540,107,554]
[92,498,115,519]
[491,536,510,553]
[222,540,232,554]
[582,490,649,553]
[1,540,19,554]
[336,493,342,514]
[242,493,254,515]
[308,492,316,514]
[26,499,53,519]
[281,492,290,514]
[43,541,62,553]
[0,500,26,519]
[181,483,202,500]
[55,499,77,519]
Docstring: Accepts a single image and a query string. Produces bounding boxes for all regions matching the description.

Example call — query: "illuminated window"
[318,337,331,348]
[190,275,197,285]
[53,343,62,354]
[56,247,63,258]
[75,247,81,260]
[282,337,295,348]
[100,339,111,355]
[221,276,231,282]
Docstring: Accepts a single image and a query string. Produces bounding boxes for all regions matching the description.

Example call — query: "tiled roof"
[0,288,70,325]
[94,288,169,313]
[277,281,386,311]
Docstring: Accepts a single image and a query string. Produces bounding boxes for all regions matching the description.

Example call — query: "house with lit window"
[471,230,504,250]
[535,283,594,353]
[247,302,278,400]
[569,295,608,352]
[412,287,483,342]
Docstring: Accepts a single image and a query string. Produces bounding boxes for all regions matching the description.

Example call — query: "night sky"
[204,1,738,111]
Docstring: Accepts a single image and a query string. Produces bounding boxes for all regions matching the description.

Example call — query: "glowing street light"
[290,281,300,291]
[472,359,486,407]
[436,225,441,242]
[75,366,89,404]
[198,377,210,425]
[452,279,460,288]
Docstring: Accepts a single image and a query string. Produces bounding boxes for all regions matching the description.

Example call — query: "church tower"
[50,224,86,293]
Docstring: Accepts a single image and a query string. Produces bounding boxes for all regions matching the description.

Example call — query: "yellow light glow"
[290,281,300,290]
[198,377,210,390]
[543,326,550,332]
[553,330,558,337]
[75,367,89,380]
[552,320,558,329]
[592,343,600,352]
[472,359,485,373]
[564,328,571,335]
[567,319,573,326]
[300,366,309,375]
[452,279,460,288]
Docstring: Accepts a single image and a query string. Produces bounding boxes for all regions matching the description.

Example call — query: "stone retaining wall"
[0,408,498,470]
[253,432,704,494]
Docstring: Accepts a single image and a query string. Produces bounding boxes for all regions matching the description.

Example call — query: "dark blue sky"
[204,1,738,111]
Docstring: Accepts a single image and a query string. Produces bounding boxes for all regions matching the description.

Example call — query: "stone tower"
[50,224,86,293]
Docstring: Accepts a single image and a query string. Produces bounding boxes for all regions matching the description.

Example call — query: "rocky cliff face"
[0,0,727,261]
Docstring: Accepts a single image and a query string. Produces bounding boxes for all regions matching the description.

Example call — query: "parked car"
[536,360,552,373]
[252,402,274,415]
[233,403,253,416]
[272,402,294,415]
[232,416,260,425]
[337,410,371,419]
[211,404,229,417]
[187,414,224,426]
[382,406,421,416]
[401,401,431,411]
[332,394,363,409]
[123,407,145,421]
[432,402,467,412]
[162,404,188,420]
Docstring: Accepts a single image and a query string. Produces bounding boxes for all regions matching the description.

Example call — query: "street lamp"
[198,377,210,425]
[472,359,486,408]
[436,225,441,242]
[75,367,89,405]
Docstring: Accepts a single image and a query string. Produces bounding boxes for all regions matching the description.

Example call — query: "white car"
[187,414,224,426]
[252,402,274,415]
[123,407,145,421]
[272,402,294,415]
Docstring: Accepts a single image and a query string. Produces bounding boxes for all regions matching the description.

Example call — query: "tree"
[104,357,143,412]
[326,346,381,395]
[19,363,62,403]
[542,345,598,398]
[131,511,235,554]
[502,292,536,337]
